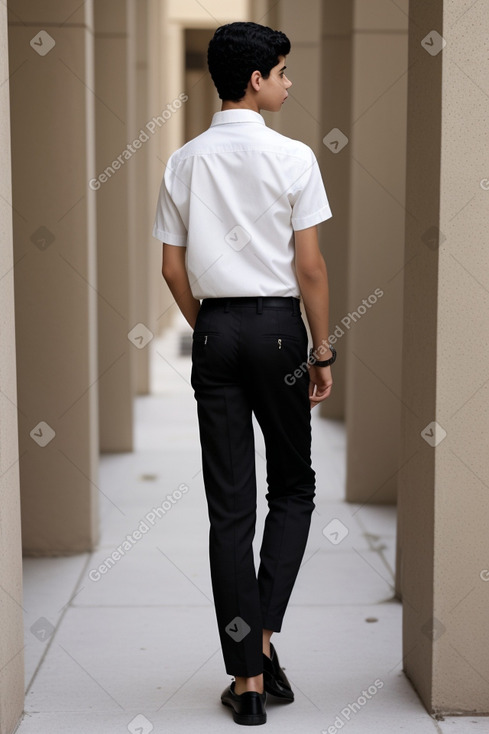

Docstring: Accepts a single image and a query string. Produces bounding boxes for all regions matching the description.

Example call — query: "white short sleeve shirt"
[152,109,332,299]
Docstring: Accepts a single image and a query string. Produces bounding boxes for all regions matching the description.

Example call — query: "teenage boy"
[152,21,335,726]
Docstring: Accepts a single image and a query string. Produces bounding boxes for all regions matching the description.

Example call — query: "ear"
[250,70,262,92]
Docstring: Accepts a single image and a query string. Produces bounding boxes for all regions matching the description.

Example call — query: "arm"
[161,243,200,329]
[294,225,333,407]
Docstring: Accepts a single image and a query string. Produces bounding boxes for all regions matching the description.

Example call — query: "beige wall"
[0,4,24,732]
[94,0,134,450]
[266,0,322,148]
[146,0,172,337]
[8,0,99,554]
[148,0,184,336]
[344,0,408,503]
[318,0,353,422]
[398,0,489,714]
[168,0,248,24]
[184,28,221,141]
[129,0,154,396]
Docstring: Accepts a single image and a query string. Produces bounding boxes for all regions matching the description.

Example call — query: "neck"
[221,99,260,113]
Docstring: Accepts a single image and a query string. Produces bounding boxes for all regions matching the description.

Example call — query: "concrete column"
[127,0,152,395]
[0,4,24,730]
[398,0,489,714]
[266,0,322,148]
[344,0,408,503]
[147,0,177,337]
[94,0,134,450]
[8,0,99,553]
[184,28,220,141]
[249,0,268,25]
[318,0,354,421]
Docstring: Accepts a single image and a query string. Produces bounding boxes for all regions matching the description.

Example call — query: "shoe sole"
[221,699,267,725]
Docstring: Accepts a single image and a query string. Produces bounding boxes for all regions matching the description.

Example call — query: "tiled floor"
[16,316,484,732]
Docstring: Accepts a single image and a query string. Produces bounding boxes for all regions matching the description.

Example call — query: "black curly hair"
[207,22,291,102]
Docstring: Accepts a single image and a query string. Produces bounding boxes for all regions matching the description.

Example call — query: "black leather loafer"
[221,680,267,725]
[263,643,294,701]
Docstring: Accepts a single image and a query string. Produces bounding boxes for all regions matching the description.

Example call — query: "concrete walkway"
[16,317,480,733]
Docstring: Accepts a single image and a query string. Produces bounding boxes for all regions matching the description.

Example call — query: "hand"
[308,365,333,408]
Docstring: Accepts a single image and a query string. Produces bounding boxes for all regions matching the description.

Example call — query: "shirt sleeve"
[151,156,188,246]
[289,146,333,231]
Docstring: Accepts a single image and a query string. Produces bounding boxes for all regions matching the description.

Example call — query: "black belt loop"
[257,297,263,314]
[224,299,230,313]
[292,297,300,315]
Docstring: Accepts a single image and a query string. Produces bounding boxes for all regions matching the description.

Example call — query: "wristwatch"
[308,345,337,367]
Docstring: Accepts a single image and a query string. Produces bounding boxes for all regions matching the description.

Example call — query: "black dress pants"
[190,296,316,677]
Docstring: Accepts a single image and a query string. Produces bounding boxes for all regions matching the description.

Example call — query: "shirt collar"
[210,109,266,127]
